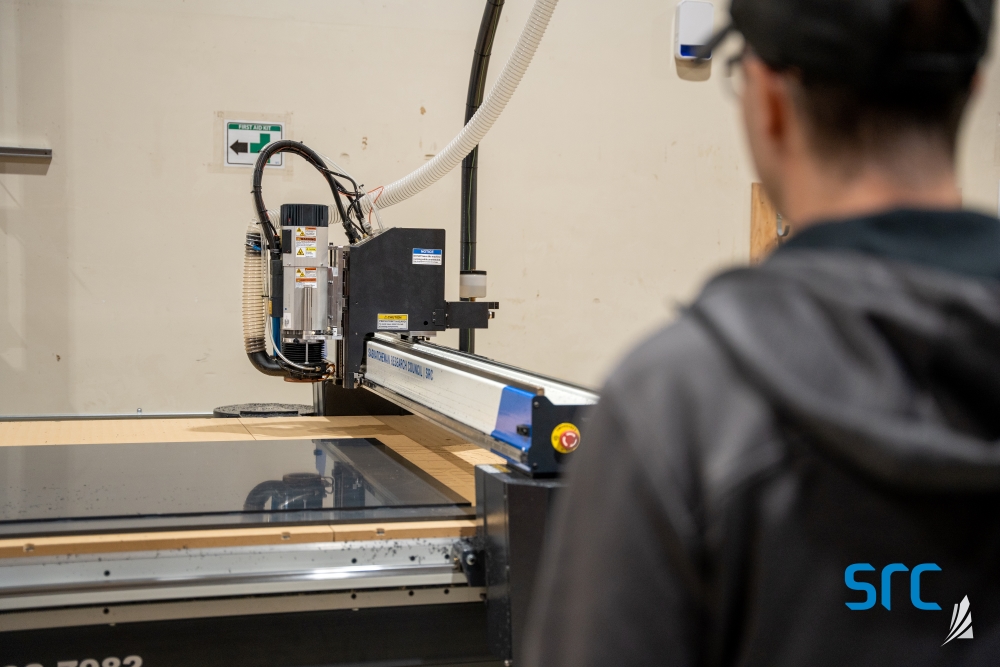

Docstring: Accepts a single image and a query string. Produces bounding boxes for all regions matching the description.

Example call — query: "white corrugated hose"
[242,223,267,354]
[242,212,279,354]
[371,0,560,211]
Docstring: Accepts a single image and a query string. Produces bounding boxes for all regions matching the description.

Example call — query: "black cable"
[251,140,363,247]
[321,166,371,235]
[247,140,363,381]
[326,168,360,190]
[460,0,505,354]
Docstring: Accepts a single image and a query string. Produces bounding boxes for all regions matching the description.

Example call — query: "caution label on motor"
[294,227,317,258]
[295,267,318,288]
[294,242,316,258]
[377,314,409,331]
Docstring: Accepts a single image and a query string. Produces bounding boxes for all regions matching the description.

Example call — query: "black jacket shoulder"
[602,313,785,535]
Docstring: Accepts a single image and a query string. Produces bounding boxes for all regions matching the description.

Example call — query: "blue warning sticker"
[413,248,443,266]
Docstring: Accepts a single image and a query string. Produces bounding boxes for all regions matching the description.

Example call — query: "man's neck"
[781,157,962,231]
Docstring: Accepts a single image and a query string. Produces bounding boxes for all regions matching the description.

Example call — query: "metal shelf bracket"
[0,146,52,159]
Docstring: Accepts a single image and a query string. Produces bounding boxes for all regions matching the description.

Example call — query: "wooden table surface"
[0,415,505,559]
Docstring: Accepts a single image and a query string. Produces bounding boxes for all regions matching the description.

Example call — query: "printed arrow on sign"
[230,140,248,155]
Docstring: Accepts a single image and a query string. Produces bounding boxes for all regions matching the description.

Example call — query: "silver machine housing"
[276,204,335,366]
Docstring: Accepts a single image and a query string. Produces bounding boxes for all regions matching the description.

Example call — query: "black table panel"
[0,439,469,537]
[0,602,501,667]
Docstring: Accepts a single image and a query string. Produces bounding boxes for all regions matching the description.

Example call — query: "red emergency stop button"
[551,423,581,454]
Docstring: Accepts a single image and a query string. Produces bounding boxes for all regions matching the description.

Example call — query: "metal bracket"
[776,213,791,238]
[451,538,485,587]
[0,147,52,159]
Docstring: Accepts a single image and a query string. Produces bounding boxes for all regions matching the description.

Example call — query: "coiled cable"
[252,140,365,247]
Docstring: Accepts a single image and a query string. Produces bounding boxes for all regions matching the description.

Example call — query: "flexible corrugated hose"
[371,0,559,211]
[242,223,266,355]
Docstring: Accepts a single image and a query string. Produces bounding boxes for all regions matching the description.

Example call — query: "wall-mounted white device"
[675,0,716,60]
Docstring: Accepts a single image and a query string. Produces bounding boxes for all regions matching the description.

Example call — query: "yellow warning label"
[377,314,409,331]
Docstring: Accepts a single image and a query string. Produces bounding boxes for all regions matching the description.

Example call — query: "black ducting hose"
[460,0,505,354]
[247,350,288,377]
[251,140,362,247]
[243,480,285,511]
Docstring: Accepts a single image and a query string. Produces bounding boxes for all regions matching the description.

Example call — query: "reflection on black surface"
[243,472,331,511]
[334,463,365,508]
[0,438,466,526]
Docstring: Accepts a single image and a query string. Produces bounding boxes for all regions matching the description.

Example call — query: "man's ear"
[741,56,797,217]
[744,57,792,150]
[762,65,792,149]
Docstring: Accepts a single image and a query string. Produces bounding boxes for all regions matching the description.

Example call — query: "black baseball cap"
[700,0,994,94]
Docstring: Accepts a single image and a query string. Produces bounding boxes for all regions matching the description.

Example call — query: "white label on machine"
[377,314,409,331]
[295,267,318,288]
[282,312,292,328]
[294,227,318,258]
[294,241,317,258]
[365,341,506,438]
[412,249,443,265]
[225,120,284,168]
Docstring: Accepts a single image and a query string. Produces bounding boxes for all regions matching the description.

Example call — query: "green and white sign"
[226,120,284,167]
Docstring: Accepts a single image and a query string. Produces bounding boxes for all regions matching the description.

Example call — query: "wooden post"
[750,183,785,264]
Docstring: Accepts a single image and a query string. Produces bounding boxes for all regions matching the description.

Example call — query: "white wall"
[0,0,997,415]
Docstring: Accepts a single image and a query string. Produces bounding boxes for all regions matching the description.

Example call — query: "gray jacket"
[524,210,1000,666]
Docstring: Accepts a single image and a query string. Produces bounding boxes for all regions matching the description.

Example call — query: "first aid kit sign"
[226,121,284,167]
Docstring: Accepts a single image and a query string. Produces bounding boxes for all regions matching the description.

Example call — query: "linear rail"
[362,335,597,474]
